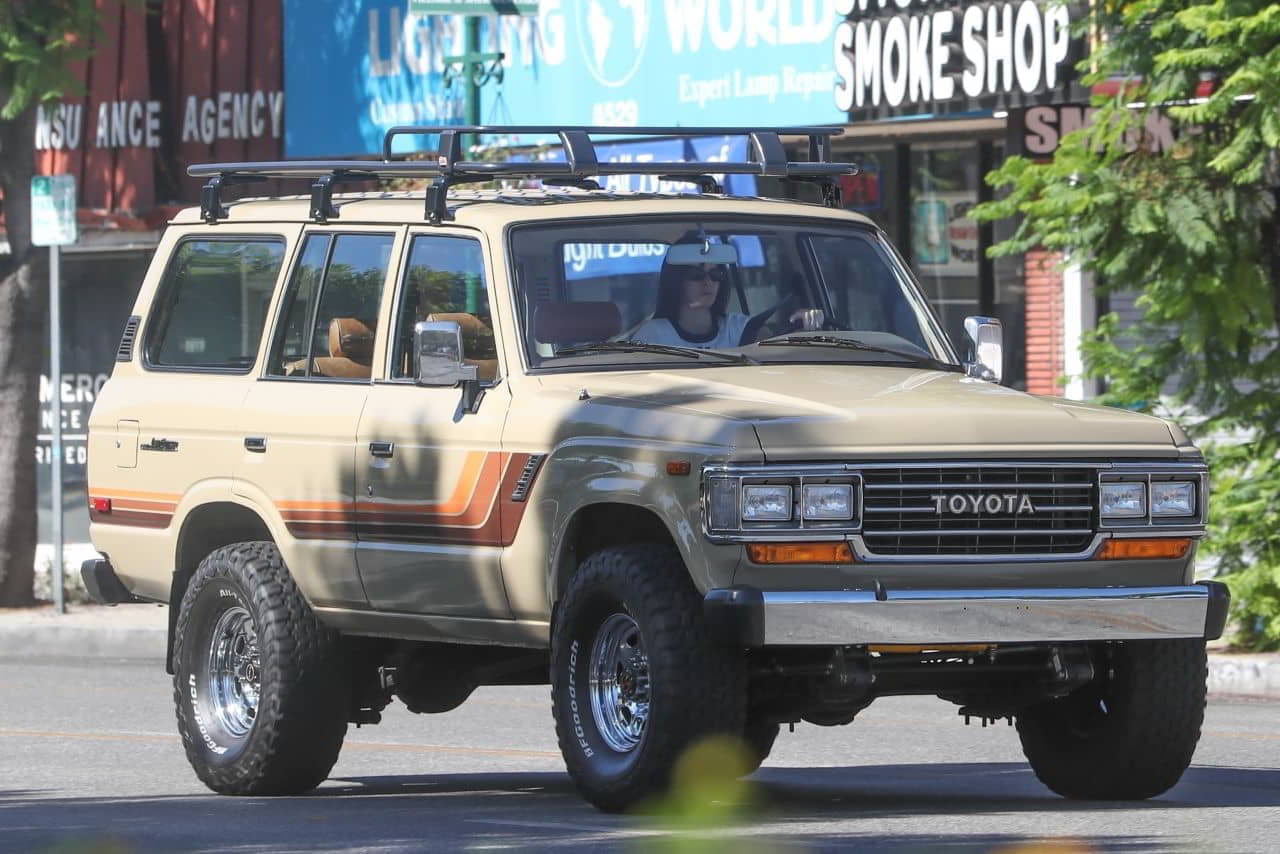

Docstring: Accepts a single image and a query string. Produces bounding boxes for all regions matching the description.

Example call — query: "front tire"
[551,545,746,812]
[173,541,350,795]
[1017,639,1206,800]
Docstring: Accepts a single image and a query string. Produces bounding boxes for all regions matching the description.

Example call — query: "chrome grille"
[860,465,1095,556]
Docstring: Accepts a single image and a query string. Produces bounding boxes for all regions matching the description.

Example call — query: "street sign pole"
[32,173,77,615]
[49,244,63,615]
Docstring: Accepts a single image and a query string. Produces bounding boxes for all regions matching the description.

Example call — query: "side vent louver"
[116,315,141,362]
[511,454,547,503]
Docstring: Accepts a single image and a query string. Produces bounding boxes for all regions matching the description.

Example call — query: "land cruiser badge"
[931,493,1036,515]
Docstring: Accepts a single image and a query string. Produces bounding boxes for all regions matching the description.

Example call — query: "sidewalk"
[1,604,1277,698]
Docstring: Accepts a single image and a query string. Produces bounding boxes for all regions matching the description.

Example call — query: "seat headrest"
[329,317,374,364]
[426,312,490,337]
[533,301,622,345]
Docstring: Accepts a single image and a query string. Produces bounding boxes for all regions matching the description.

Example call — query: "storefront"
[21,0,284,555]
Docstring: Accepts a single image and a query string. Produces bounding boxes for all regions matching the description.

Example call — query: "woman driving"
[629,259,750,349]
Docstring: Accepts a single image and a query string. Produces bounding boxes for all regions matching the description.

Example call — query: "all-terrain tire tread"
[1017,639,1206,800]
[551,544,746,812]
[173,541,349,795]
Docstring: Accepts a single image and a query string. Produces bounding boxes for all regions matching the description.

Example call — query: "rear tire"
[173,541,350,795]
[551,544,746,812]
[1017,639,1206,800]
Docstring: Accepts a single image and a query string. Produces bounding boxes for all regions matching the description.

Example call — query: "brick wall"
[1025,248,1065,396]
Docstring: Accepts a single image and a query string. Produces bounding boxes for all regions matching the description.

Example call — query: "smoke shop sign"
[834,0,1078,117]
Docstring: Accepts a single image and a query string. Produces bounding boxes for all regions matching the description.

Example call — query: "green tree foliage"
[975,0,1280,648]
[0,1,105,606]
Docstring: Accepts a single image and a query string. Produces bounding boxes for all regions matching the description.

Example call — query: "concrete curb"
[1206,652,1280,699]
[0,605,167,661]
[1,607,1277,698]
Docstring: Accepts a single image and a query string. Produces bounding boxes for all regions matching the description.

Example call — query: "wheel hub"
[207,605,261,737]
[589,613,650,753]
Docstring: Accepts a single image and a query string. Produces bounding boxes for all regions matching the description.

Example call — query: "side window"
[268,233,394,379]
[145,237,285,371]
[392,236,497,381]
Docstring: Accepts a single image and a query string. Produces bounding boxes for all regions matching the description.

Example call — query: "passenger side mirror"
[414,320,484,411]
[963,315,1003,383]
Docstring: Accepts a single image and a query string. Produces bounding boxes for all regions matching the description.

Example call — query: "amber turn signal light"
[747,542,854,564]
[1098,537,1192,560]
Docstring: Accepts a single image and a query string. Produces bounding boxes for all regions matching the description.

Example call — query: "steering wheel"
[740,296,831,345]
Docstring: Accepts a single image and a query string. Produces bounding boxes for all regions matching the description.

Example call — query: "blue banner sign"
[283,1,847,157]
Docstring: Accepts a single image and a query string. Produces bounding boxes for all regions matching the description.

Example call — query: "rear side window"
[145,237,285,372]
[268,232,395,380]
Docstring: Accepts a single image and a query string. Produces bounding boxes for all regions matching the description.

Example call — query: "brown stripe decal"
[88,489,178,530]
[277,451,543,546]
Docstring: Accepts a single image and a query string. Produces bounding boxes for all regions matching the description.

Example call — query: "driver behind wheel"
[629,258,748,349]
[630,246,821,349]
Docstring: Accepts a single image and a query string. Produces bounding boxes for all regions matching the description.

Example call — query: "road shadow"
[1,764,1276,852]
[750,762,1280,816]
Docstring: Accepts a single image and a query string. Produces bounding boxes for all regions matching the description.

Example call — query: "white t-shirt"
[629,313,750,349]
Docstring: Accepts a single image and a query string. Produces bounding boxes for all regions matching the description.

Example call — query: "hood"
[556,365,1179,460]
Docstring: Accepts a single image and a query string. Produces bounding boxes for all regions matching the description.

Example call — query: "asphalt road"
[1,657,1277,853]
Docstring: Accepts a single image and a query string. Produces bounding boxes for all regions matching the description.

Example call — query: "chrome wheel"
[207,605,261,737]
[589,613,650,753]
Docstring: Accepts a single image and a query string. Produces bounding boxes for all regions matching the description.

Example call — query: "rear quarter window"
[144,237,286,372]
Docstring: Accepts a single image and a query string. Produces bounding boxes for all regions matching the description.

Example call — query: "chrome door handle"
[369,441,394,458]
[244,437,267,453]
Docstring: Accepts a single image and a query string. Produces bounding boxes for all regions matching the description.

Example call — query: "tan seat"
[312,317,374,379]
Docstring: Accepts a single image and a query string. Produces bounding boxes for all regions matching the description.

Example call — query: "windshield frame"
[504,212,962,375]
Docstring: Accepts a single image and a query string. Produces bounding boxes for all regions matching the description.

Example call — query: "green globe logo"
[576,0,651,88]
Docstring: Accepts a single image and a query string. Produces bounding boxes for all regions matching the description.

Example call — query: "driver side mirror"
[963,315,1003,383]
[414,320,484,411]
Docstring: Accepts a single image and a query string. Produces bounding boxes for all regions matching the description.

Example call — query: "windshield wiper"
[554,339,756,364]
[757,335,959,371]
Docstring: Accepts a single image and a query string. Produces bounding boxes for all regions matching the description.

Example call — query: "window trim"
[383,231,501,387]
[263,230,397,385]
[142,233,288,375]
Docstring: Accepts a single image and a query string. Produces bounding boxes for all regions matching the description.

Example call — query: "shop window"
[145,237,285,372]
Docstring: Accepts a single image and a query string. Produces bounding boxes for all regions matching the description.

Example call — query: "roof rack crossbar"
[381,124,844,163]
[188,125,855,222]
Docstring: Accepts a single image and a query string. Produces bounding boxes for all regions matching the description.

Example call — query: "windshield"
[510,216,958,371]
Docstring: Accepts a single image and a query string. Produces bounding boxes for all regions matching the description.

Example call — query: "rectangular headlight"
[802,484,854,520]
[1101,482,1146,518]
[742,485,792,521]
[1151,481,1195,517]
[707,478,739,530]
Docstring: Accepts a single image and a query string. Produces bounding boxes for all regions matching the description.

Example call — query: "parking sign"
[31,174,78,247]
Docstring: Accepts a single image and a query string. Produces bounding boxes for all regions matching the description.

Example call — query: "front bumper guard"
[705,581,1229,647]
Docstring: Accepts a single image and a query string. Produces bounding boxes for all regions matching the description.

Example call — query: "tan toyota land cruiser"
[82,125,1228,812]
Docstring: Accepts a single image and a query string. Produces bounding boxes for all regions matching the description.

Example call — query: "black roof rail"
[188,124,855,223]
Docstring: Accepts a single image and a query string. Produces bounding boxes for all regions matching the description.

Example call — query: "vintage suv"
[83,126,1227,812]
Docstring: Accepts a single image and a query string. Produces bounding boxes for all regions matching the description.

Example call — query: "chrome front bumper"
[704,583,1228,647]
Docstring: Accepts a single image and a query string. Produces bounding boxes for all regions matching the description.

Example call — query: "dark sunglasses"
[684,266,727,283]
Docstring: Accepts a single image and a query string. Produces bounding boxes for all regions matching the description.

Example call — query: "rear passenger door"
[234,228,400,610]
[354,232,513,619]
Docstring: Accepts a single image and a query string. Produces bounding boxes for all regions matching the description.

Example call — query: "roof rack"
[188,125,856,224]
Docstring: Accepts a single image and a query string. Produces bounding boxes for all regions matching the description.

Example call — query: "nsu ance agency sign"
[833,0,1084,120]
